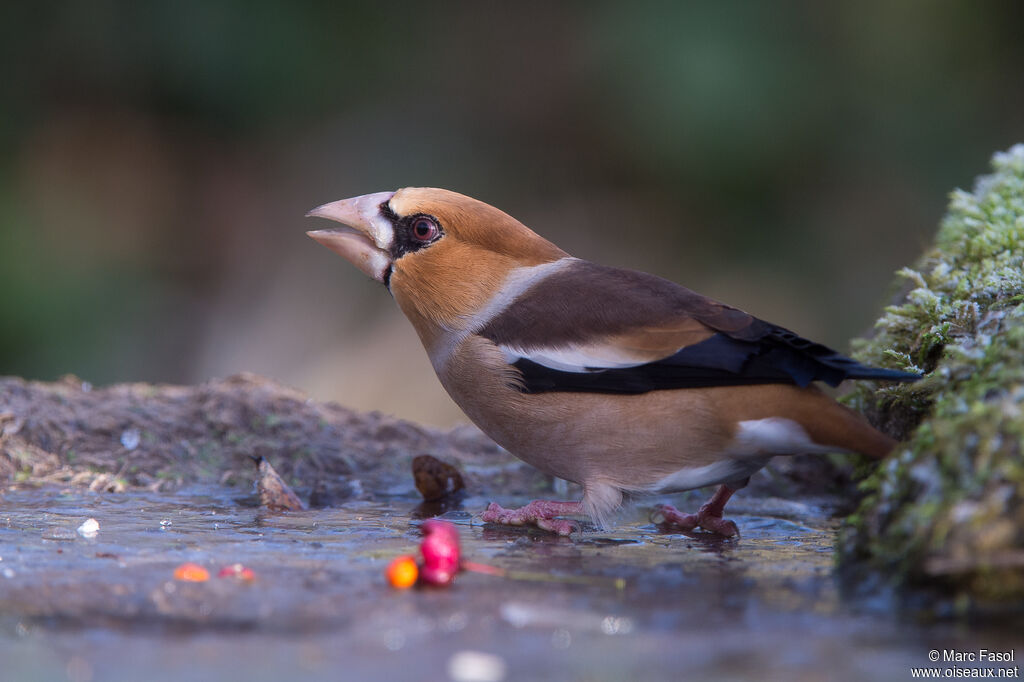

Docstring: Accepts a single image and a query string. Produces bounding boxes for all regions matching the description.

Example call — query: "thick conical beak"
[305,191,396,283]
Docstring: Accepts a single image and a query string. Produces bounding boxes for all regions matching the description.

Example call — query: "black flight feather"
[511,331,919,395]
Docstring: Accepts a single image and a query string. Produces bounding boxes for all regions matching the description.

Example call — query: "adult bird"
[306,188,917,536]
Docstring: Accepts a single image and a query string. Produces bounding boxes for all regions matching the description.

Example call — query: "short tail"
[816,400,899,459]
[840,364,921,383]
[762,325,923,387]
[773,384,902,459]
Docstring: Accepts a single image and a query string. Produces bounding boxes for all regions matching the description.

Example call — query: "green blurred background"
[2,2,1022,425]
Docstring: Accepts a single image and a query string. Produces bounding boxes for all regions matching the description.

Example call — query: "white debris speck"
[2,568,14,579]
[442,611,469,632]
[77,518,100,537]
[499,602,530,628]
[447,650,507,682]
[950,501,980,525]
[42,527,77,541]
[551,629,572,649]
[382,628,405,652]
[601,615,634,635]
[120,428,141,450]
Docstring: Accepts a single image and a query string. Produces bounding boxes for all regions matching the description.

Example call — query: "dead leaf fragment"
[255,456,304,511]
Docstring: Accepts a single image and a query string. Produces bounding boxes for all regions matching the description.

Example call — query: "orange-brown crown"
[386,188,568,332]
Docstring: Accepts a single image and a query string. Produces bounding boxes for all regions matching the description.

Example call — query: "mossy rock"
[839,145,1024,615]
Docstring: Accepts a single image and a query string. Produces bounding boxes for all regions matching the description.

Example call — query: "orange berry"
[173,562,210,582]
[386,555,419,589]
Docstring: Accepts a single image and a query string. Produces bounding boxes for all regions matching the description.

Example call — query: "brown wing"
[478,260,919,393]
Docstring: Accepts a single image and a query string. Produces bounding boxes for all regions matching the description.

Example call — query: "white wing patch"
[500,342,665,373]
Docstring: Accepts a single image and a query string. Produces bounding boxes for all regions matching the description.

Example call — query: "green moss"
[839,145,1024,614]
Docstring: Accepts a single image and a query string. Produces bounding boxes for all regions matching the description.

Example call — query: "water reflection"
[0,484,1015,681]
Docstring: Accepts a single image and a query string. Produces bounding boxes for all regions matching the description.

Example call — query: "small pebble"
[120,428,141,450]
[412,454,465,501]
[77,518,99,537]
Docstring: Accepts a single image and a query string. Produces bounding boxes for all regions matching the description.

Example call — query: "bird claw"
[481,501,581,536]
[652,503,739,538]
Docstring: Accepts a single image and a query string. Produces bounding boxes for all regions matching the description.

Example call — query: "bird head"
[306,188,567,333]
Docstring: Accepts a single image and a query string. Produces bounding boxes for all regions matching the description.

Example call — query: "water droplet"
[601,615,634,635]
[42,527,77,541]
[383,628,405,651]
[443,611,469,632]
[551,628,572,649]
[66,655,92,682]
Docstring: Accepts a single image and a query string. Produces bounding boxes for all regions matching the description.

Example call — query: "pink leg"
[481,500,583,536]
[652,485,740,537]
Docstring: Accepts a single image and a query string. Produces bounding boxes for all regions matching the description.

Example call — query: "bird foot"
[651,503,739,538]
[481,500,582,536]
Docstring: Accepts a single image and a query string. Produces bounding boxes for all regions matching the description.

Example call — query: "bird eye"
[411,217,439,242]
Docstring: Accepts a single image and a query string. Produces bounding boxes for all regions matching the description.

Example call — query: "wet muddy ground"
[1,485,1018,682]
[1,375,1019,680]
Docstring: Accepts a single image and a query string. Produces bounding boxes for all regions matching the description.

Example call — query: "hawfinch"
[306,188,917,536]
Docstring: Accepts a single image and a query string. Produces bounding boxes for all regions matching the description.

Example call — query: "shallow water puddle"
[0,486,1015,681]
